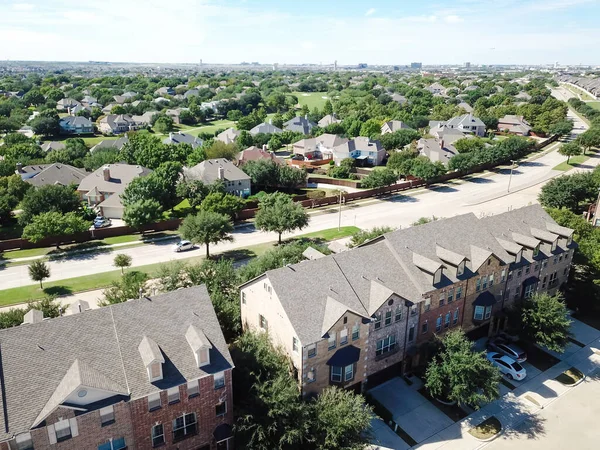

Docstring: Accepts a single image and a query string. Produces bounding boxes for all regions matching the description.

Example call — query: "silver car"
[173,240,195,252]
[487,352,527,381]
[487,336,527,362]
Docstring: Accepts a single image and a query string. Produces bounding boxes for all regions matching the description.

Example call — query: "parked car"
[487,336,527,362]
[487,352,527,381]
[93,216,112,228]
[174,240,195,252]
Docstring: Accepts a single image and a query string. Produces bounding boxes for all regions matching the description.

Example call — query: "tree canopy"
[178,210,234,257]
[255,193,309,244]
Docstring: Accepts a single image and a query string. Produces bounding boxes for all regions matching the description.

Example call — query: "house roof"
[183,158,250,184]
[284,116,316,134]
[162,132,203,149]
[457,102,473,113]
[78,163,152,196]
[333,136,383,155]
[0,285,232,441]
[215,127,241,145]
[293,134,349,154]
[90,136,129,153]
[59,116,93,128]
[237,146,282,165]
[382,120,411,132]
[249,122,283,135]
[40,142,66,152]
[19,163,88,187]
[445,113,485,129]
[318,114,341,127]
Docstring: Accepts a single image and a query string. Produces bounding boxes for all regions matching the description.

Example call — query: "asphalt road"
[0,107,591,292]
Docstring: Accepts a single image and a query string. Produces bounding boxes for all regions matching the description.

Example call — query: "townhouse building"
[0,286,234,450]
[240,204,575,394]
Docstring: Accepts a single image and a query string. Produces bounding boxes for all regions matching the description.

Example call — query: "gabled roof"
[412,252,442,274]
[249,122,283,135]
[185,324,213,352]
[19,163,87,187]
[183,158,250,184]
[0,285,232,440]
[138,336,165,366]
[436,245,466,266]
[321,296,365,335]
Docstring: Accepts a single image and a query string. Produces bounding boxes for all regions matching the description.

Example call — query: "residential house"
[17,163,87,187]
[102,103,119,115]
[131,111,157,128]
[184,89,200,99]
[284,115,316,135]
[497,115,531,136]
[98,114,143,135]
[165,108,189,125]
[183,159,251,198]
[239,204,575,394]
[418,127,470,165]
[59,116,94,135]
[332,137,385,166]
[318,114,341,128]
[56,97,81,111]
[515,91,532,101]
[215,128,241,145]
[426,83,447,96]
[78,164,152,218]
[249,122,283,136]
[155,86,175,96]
[40,142,66,152]
[292,134,348,160]
[381,120,411,135]
[390,93,407,105]
[0,285,234,450]
[122,91,137,99]
[163,132,203,149]
[154,97,171,104]
[113,95,128,104]
[90,136,129,153]
[200,101,223,114]
[237,146,283,166]
[69,104,92,116]
[457,102,474,113]
[429,113,486,137]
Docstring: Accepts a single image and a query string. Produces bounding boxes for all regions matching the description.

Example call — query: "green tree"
[323,99,334,116]
[278,165,306,191]
[237,130,254,148]
[255,193,309,244]
[101,271,149,305]
[409,157,447,182]
[178,210,233,258]
[558,142,582,164]
[242,159,280,188]
[84,148,120,171]
[379,129,420,150]
[204,141,238,160]
[538,172,596,211]
[122,199,163,229]
[518,293,571,352]
[19,184,82,225]
[31,116,59,136]
[226,109,243,121]
[349,226,395,248]
[22,211,89,249]
[360,168,398,188]
[153,115,174,134]
[576,128,600,155]
[199,192,245,219]
[425,330,501,408]
[23,88,45,106]
[549,120,574,137]
[113,253,132,274]
[453,138,485,153]
[311,387,374,450]
[359,119,382,138]
[176,180,209,209]
[28,260,51,289]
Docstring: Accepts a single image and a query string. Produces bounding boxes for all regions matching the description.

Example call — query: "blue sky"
[1,0,599,65]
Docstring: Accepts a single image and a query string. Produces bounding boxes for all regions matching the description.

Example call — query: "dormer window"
[138,336,165,383]
[567,235,572,246]
[457,261,465,276]
[186,325,213,369]
[533,246,540,257]
[515,250,522,264]
[433,268,442,284]
[551,240,557,252]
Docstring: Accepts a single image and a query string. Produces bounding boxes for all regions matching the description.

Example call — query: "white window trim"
[214,371,225,389]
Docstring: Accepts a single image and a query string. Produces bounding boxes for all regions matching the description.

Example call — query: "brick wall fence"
[0,136,559,252]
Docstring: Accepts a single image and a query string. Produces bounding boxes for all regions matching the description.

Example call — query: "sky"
[1,0,599,66]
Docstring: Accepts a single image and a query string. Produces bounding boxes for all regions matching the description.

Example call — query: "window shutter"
[69,418,79,437]
[47,424,57,445]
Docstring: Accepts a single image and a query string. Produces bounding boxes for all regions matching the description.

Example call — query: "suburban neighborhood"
[1,2,600,449]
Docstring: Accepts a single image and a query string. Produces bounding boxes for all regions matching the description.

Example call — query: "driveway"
[369,377,454,444]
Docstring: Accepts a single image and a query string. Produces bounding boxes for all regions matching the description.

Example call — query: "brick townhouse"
[239,204,575,395]
[0,286,234,450]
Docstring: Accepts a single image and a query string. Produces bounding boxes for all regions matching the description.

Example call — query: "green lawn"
[562,84,595,101]
[292,91,329,110]
[0,227,359,305]
[589,102,600,111]
[185,120,236,137]
[553,154,591,171]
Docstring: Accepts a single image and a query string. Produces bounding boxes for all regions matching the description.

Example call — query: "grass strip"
[468,416,501,440]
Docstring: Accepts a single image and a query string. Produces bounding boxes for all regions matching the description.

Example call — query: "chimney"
[23,309,44,325]
[69,300,90,315]
[217,166,225,180]
[102,165,111,181]
[16,162,23,173]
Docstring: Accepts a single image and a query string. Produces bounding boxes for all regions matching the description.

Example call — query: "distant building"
[497,115,532,136]
[332,137,385,166]
[465,62,471,68]
[429,113,486,137]
[59,116,94,135]
[410,62,422,69]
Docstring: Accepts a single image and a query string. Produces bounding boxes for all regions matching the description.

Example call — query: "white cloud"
[12,3,34,11]
[444,15,463,23]
[527,0,594,11]
[365,8,376,16]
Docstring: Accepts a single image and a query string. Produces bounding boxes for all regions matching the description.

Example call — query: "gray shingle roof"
[78,163,152,196]
[183,158,250,184]
[19,163,88,187]
[0,285,232,440]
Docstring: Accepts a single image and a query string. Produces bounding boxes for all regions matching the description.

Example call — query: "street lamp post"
[507,159,517,193]
[338,190,343,231]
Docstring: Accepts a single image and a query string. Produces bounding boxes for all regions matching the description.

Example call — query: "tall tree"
[255,193,309,244]
[199,192,245,219]
[518,293,572,352]
[28,260,50,289]
[122,199,163,230]
[425,330,501,408]
[113,254,132,275]
[558,142,582,164]
[178,210,233,257]
[22,212,89,249]
[576,128,600,155]
[19,184,82,225]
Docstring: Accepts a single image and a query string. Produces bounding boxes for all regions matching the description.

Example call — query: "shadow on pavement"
[382,195,418,203]
[500,396,547,439]
[466,177,494,184]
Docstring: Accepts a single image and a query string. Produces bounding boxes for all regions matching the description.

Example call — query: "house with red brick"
[0,285,234,450]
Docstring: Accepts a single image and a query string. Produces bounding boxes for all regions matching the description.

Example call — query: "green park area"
[292,91,329,110]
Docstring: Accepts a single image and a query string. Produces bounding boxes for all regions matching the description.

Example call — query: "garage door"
[100,206,124,219]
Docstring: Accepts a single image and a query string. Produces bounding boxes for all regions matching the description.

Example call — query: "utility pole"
[507,160,517,193]
[338,191,343,231]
